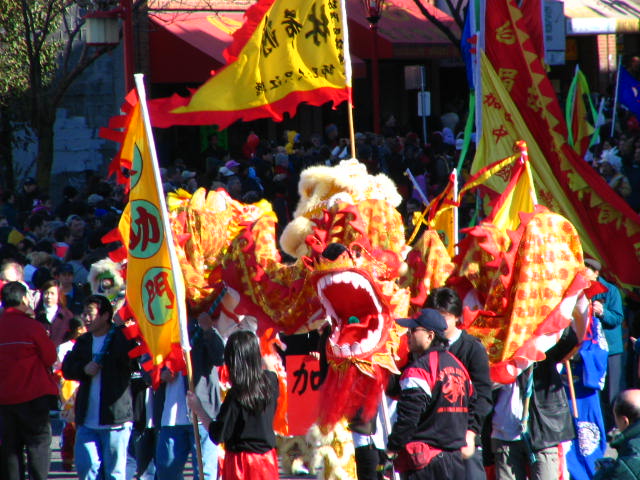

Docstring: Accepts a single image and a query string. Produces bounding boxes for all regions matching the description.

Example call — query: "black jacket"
[209,370,279,453]
[387,347,474,452]
[62,326,136,426]
[449,330,493,435]
[527,327,578,451]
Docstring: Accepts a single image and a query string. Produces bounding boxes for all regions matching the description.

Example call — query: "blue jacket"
[592,277,625,355]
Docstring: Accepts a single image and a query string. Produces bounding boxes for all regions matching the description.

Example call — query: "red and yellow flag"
[101,86,189,386]
[474,0,640,287]
[149,0,352,128]
[427,172,457,257]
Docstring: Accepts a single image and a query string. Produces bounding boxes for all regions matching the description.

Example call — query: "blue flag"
[461,5,475,89]
[618,66,640,118]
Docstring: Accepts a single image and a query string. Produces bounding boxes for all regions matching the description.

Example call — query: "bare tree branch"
[411,0,463,53]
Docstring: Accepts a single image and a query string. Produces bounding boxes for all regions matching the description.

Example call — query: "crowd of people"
[0,106,640,480]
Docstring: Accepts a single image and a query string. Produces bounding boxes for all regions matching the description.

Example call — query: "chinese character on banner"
[286,355,325,436]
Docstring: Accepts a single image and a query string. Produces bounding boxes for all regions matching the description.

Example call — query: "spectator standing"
[386,309,474,479]
[54,262,86,315]
[14,177,41,227]
[0,281,59,480]
[585,258,626,432]
[187,330,280,480]
[65,242,90,285]
[62,294,136,480]
[153,311,225,480]
[491,327,578,480]
[426,288,492,480]
[593,389,640,480]
[201,133,228,176]
[34,278,74,347]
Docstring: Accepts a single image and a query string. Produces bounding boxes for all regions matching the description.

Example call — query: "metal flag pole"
[611,56,622,138]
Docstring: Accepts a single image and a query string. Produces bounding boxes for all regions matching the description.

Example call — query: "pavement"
[46,416,618,479]
[48,417,312,480]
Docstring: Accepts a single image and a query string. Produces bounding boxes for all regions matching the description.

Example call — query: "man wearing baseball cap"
[386,309,474,479]
[584,258,625,434]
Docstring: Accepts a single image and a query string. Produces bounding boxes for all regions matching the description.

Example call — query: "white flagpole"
[379,391,400,480]
[339,0,356,158]
[452,169,459,256]
[134,74,203,480]
[611,57,622,138]
[134,74,190,352]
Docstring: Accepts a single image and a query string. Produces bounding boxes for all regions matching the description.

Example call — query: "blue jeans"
[155,424,218,480]
[75,423,132,480]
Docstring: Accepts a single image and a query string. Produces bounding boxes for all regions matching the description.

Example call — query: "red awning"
[346,0,460,60]
[149,10,366,84]
[149,11,244,84]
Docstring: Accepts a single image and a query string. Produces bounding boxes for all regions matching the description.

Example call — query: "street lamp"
[83,0,135,92]
[361,0,384,134]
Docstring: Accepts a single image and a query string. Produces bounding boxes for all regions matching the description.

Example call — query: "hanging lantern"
[361,0,385,25]
[83,11,120,45]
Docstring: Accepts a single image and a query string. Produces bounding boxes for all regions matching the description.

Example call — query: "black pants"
[601,353,623,431]
[406,450,465,480]
[0,396,52,480]
[464,447,487,480]
[355,444,386,480]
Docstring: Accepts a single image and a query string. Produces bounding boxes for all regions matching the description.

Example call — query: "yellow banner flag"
[150,0,351,128]
[472,52,595,246]
[489,143,536,232]
[107,84,189,384]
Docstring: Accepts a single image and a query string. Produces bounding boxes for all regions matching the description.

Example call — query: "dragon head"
[310,242,400,363]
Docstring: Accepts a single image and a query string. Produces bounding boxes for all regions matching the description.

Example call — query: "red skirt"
[223,448,279,479]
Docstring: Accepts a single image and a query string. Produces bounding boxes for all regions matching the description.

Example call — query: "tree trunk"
[0,107,14,192]
[35,111,55,192]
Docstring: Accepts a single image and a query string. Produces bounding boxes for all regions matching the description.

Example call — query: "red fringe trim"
[148,86,351,129]
[317,364,389,428]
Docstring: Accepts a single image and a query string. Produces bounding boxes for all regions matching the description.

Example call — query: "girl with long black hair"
[187,330,279,479]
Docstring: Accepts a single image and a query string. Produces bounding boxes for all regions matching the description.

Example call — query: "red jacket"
[0,307,59,405]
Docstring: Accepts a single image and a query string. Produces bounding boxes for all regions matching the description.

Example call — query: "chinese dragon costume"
[161,158,588,427]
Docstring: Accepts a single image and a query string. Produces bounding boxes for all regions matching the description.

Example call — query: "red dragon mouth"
[316,270,385,359]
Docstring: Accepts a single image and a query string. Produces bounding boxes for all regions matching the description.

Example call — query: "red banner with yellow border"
[474,0,640,287]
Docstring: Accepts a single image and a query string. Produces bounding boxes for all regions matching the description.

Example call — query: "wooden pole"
[185,350,205,480]
[564,360,579,419]
[348,96,356,159]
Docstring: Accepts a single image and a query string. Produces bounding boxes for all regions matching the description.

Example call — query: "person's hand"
[84,361,101,376]
[460,430,476,459]
[592,300,604,317]
[197,312,214,331]
[160,368,177,383]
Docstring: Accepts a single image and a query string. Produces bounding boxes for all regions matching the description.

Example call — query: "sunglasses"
[409,327,428,334]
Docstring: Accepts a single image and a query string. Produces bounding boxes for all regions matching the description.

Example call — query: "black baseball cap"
[57,263,74,274]
[396,308,447,337]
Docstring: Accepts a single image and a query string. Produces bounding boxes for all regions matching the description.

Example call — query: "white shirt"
[491,382,524,441]
[83,334,106,429]
[161,374,190,427]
